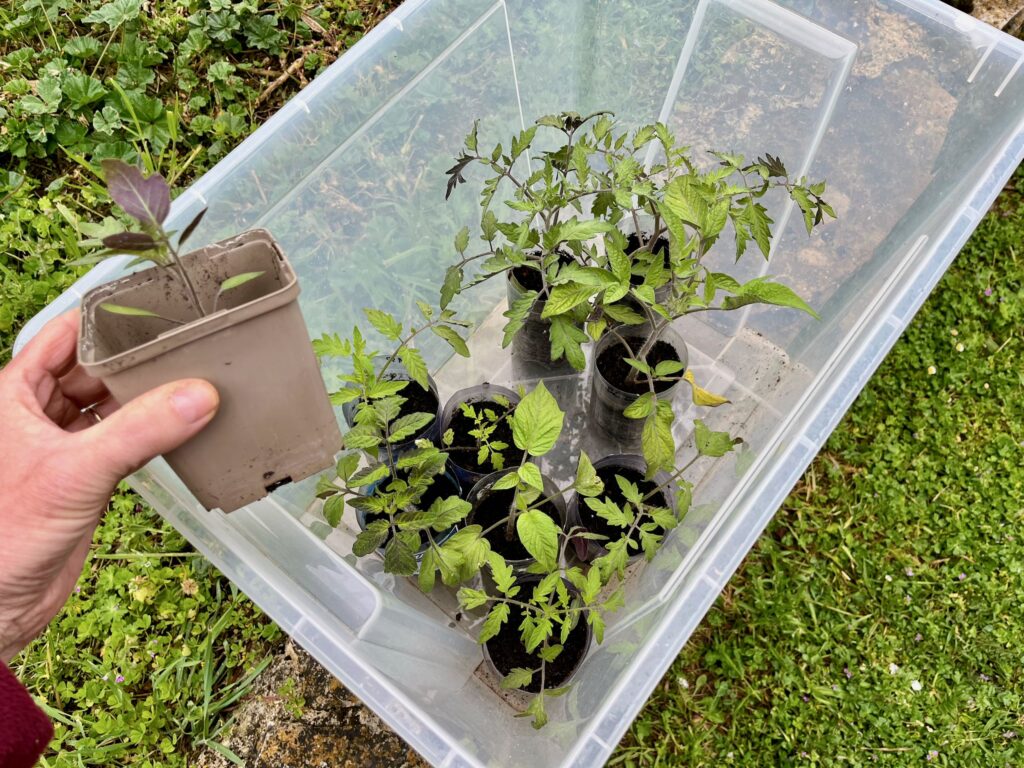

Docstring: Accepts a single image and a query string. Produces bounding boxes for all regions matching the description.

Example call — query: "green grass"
[3,2,1024,767]
[614,182,1024,766]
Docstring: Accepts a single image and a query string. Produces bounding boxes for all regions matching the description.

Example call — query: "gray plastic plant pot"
[77,228,341,512]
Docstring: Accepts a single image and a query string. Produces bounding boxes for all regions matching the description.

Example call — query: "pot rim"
[592,324,688,399]
[480,573,593,693]
[78,228,296,372]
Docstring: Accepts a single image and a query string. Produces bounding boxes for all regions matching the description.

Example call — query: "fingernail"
[170,383,218,423]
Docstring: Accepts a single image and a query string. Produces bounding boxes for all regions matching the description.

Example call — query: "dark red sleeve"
[0,660,52,768]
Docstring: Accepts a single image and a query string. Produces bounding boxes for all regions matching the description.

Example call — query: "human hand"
[0,311,219,663]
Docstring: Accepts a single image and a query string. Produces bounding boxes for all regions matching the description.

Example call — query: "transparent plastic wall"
[16,1,1024,766]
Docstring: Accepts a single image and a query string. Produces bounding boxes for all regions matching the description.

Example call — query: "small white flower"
[950,329,959,337]
[888,663,900,675]
[911,680,922,691]
[984,383,990,390]
[905,567,914,577]
[956,342,965,352]
[678,677,689,689]
[885,574,893,582]
[927,365,937,375]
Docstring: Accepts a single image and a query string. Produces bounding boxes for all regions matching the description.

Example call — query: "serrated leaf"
[323,495,345,527]
[541,281,594,318]
[501,668,534,690]
[623,391,655,420]
[488,551,516,595]
[694,419,739,457]
[720,277,819,319]
[364,308,402,341]
[349,464,390,488]
[440,264,463,309]
[397,346,429,390]
[218,271,264,295]
[517,510,559,570]
[553,217,614,243]
[549,316,587,371]
[431,325,470,357]
[353,520,389,556]
[387,411,434,443]
[478,602,509,643]
[383,534,418,576]
[335,451,361,482]
[518,463,544,492]
[517,694,548,729]
[511,382,564,457]
[585,497,631,528]
[454,225,470,254]
[575,452,604,497]
[641,405,675,475]
[426,496,472,529]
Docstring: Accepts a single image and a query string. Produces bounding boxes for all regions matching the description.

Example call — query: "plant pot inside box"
[356,469,462,560]
[506,250,579,372]
[78,229,341,512]
[567,454,674,562]
[589,324,687,444]
[441,383,524,490]
[483,575,592,694]
[342,372,442,458]
[466,468,567,568]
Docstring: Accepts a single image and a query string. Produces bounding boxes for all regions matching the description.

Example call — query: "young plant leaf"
[511,382,564,457]
[364,308,402,341]
[683,370,730,407]
[323,495,345,527]
[478,603,510,643]
[720,276,819,318]
[574,452,604,497]
[516,510,559,571]
[694,419,740,457]
[100,159,170,226]
[100,303,168,320]
[397,347,430,390]
[102,231,159,252]
[518,462,545,492]
[178,207,207,247]
[501,668,534,690]
[218,271,264,295]
[431,325,470,357]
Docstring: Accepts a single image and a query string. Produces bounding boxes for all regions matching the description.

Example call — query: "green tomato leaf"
[511,382,564,457]
[397,347,430,390]
[575,451,604,497]
[694,419,740,457]
[218,271,264,295]
[518,463,545,492]
[501,668,534,690]
[516,509,559,571]
[431,325,470,357]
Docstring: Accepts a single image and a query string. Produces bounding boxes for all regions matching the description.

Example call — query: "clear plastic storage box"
[17,1,1024,765]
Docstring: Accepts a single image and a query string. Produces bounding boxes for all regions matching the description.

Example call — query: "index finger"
[11,309,81,381]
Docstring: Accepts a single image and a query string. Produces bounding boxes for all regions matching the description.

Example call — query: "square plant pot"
[77,228,341,512]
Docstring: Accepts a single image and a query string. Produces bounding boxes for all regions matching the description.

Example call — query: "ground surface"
[2,1,1024,767]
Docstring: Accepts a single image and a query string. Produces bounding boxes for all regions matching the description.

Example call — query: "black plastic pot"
[343,372,442,458]
[588,324,687,444]
[567,454,675,562]
[465,468,568,570]
[506,266,577,374]
[625,229,672,307]
[440,383,523,490]
[356,468,462,562]
[482,574,592,694]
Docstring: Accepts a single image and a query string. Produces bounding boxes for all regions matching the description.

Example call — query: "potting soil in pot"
[579,465,671,543]
[595,339,682,396]
[447,400,522,473]
[472,487,562,561]
[486,601,590,693]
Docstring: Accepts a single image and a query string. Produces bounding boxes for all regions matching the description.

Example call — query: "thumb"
[74,379,219,486]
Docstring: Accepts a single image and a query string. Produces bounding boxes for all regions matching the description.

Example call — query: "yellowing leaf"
[683,370,730,407]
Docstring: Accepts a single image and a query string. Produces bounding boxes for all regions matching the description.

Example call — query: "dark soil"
[511,250,577,297]
[596,339,681,395]
[579,465,669,544]
[365,473,460,551]
[472,487,562,561]
[486,595,590,693]
[626,232,669,287]
[446,399,523,473]
[397,383,439,427]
